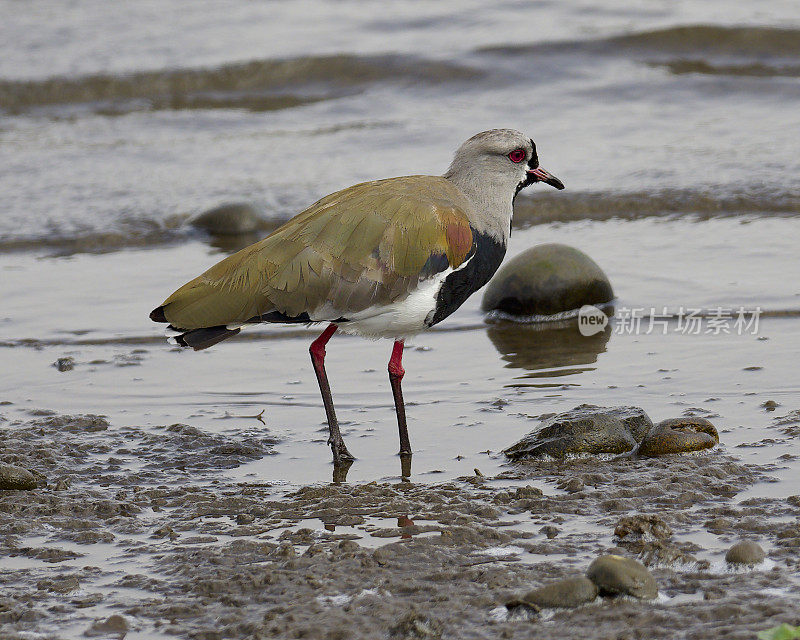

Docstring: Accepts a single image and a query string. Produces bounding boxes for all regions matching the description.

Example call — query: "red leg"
[309,324,354,464]
[388,340,411,454]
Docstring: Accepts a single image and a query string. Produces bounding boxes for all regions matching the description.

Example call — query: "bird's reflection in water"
[321,514,417,539]
[331,453,413,484]
[487,320,612,388]
[397,515,415,540]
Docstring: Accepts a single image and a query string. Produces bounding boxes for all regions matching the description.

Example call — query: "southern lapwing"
[150,129,564,469]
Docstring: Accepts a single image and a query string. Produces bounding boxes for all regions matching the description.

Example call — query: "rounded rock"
[725,540,765,566]
[481,243,613,318]
[190,202,269,235]
[586,554,658,599]
[518,576,599,609]
[638,417,719,457]
[0,464,38,490]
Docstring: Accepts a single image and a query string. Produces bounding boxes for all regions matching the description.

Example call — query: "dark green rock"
[481,243,613,318]
[637,417,719,457]
[503,404,653,459]
[190,202,269,235]
[515,576,599,609]
[587,554,658,599]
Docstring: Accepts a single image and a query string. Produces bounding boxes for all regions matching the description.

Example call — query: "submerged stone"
[586,554,658,599]
[514,576,599,609]
[725,540,765,566]
[481,243,613,318]
[0,464,38,490]
[637,417,719,457]
[190,202,269,235]
[503,404,653,459]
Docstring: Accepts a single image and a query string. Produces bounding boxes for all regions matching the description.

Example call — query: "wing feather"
[156,176,476,329]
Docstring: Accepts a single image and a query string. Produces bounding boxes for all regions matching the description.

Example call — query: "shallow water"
[3,217,798,489]
[2,1,800,638]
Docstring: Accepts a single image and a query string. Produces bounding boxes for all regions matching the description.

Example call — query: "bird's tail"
[171,325,241,351]
[150,306,241,351]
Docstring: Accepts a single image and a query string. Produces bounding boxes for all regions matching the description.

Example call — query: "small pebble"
[558,478,584,493]
[725,540,765,566]
[151,525,177,540]
[540,525,560,539]
[53,357,75,372]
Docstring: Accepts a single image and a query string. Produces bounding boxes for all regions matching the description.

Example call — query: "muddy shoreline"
[1,411,798,639]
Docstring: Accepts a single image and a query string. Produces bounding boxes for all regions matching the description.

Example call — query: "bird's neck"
[443,173,514,245]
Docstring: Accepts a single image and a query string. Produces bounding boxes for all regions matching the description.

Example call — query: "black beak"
[527,166,565,190]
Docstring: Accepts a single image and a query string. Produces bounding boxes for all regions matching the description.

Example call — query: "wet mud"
[1,412,798,639]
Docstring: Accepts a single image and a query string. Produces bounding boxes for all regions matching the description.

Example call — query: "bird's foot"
[332,458,353,484]
[329,437,355,465]
[399,452,412,480]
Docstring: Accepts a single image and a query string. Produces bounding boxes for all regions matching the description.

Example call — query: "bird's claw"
[329,438,355,465]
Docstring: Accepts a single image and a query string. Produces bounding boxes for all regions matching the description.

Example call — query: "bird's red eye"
[508,148,525,163]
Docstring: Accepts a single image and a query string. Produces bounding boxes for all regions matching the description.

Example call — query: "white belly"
[325,272,447,340]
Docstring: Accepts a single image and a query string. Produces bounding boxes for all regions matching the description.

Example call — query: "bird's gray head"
[444,129,564,198]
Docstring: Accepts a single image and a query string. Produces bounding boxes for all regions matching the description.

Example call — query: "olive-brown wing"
[156,176,475,330]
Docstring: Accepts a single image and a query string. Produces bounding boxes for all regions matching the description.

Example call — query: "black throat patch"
[426,230,507,327]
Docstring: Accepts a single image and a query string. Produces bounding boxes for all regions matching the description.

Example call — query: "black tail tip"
[174,333,189,348]
[150,306,168,323]
[174,326,241,351]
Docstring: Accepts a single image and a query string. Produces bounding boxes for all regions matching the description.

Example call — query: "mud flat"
[1,412,799,639]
